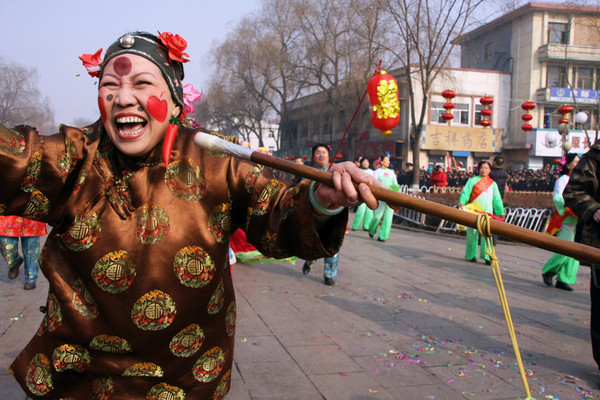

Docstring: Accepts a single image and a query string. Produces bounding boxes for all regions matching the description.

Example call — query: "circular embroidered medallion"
[122,362,163,377]
[173,246,215,288]
[58,138,78,181]
[250,179,283,216]
[89,334,132,354]
[192,347,225,383]
[207,280,225,315]
[61,211,101,251]
[0,127,25,155]
[170,324,205,357]
[37,293,62,336]
[208,203,231,244]
[131,290,176,331]
[91,250,136,293]
[225,302,236,337]
[88,376,114,399]
[165,158,207,200]
[23,189,51,220]
[26,353,53,396]
[72,278,99,319]
[213,369,232,400]
[21,149,42,192]
[245,165,263,193]
[137,201,170,244]
[146,382,186,400]
[52,344,91,372]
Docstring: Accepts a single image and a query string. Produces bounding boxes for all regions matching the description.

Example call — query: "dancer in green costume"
[542,153,580,291]
[458,160,504,264]
[369,155,398,242]
[352,157,374,231]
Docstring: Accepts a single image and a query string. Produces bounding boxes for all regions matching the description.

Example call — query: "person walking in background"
[0,215,47,290]
[0,125,48,290]
[352,157,374,232]
[458,160,505,265]
[563,143,600,370]
[369,155,399,243]
[301,144,344,286]
[489,156,508,199]
[542,153,580,291]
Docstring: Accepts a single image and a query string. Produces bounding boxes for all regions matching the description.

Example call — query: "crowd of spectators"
[397,164,561,192]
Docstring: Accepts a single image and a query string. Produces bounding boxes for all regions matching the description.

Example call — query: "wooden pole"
[195,132,600,266]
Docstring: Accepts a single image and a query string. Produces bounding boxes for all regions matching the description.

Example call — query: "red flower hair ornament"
[158,31,190,63]
[78,48,103,78]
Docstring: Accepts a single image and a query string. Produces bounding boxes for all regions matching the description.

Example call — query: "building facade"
[456,2,600,169]
[280,2,600,172]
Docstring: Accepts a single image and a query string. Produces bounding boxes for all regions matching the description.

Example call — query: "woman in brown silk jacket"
[563,140,600,371]
[3,31,380,399]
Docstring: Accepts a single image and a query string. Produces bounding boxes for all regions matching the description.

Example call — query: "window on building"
[431,101,470,125]
[548,22,569,44]
[431,101,449,123]
[577,67,593,89]
[543,106,562,129]
[547,65,567,87]
[483,42,493,62]
[454,103,470,125]
[474,103,493,126]
[596,68,600,90]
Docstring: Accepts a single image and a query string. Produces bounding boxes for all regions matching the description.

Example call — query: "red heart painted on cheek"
[146,96,168,122]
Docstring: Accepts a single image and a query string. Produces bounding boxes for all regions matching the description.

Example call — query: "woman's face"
[381,156,390,168]
[478,163,491,177]
[360,158,370,169]
[98,54,181,157]
[312,146,330,168]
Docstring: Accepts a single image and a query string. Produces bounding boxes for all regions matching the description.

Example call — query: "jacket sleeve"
[225,154,348,261]
[563,154,600,222]
[0,124,97,225]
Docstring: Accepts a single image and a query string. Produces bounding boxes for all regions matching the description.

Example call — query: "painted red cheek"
[113,56,132,76]
[98,97,107,124]
[146,96,168,122]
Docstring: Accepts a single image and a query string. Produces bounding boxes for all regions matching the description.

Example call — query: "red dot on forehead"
[113,56,132,76]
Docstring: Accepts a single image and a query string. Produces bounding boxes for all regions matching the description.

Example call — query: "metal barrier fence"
[393,191,552,235]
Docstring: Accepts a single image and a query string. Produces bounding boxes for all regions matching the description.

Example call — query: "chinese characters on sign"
[421,125,503,152]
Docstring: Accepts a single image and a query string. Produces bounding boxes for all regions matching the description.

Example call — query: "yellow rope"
[476,214,534,400]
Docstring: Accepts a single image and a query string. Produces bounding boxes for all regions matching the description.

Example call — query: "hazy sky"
[0,0,261,127]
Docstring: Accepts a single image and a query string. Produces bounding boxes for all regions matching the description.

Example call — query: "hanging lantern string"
[328,60,382,170]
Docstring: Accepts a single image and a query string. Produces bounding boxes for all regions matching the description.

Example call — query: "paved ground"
[1,224,599,399]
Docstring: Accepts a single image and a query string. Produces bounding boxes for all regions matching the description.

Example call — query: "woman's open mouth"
[115,116,147,138]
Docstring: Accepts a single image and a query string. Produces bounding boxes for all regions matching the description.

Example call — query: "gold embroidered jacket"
[1,121,346,399]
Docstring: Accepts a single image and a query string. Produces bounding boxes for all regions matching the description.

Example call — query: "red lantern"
[521,101,536,132]
[441,89,455,124]
[479,95,493,128]
[558,104,573,125]
[368,68,400,137]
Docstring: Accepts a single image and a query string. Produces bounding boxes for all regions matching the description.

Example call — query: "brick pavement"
[1,226,599,399]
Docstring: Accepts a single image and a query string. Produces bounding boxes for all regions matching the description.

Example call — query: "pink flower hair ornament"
[183,84,203,114]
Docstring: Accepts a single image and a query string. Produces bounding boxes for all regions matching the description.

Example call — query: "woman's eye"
[135,80,151,86]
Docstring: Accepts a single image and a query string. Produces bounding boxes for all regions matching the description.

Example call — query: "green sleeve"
[458,178,474,206]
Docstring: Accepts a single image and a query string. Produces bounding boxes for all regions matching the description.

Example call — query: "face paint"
[98,96,107,124]
[146,96,168,122]
[106,94,113,102]
[113,56,132,77]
